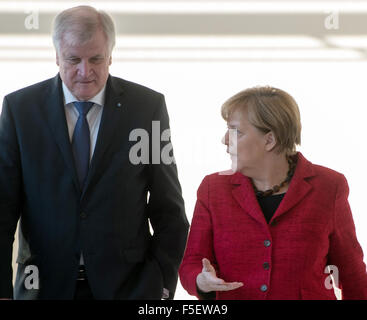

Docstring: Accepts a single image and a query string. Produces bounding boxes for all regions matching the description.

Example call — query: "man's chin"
[74,89,97,101]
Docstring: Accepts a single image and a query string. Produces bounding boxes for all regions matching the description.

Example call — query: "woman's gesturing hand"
[196,258,244,293]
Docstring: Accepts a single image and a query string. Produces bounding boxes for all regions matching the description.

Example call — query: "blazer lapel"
[271,153,315,222]
[231,172,267,225]
[230,153,315,225]
[41,74,80,192]
[81,75,128,198]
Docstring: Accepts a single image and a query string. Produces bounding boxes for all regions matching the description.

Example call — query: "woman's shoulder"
[299,153,347,187]
[196,171,244,200]
[199,170,247,188]
[312,163,344,177]
[311,163,347,186]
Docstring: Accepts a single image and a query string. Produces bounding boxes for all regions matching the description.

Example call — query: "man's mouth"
[78,80,94,84]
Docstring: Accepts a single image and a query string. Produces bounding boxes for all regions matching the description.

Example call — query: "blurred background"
[1,0,366,299]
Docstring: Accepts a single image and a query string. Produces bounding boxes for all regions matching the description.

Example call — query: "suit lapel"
[81,76,128,198]
[41,74,80,192]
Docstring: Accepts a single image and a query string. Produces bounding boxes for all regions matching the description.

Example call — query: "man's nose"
[78,60,92,77]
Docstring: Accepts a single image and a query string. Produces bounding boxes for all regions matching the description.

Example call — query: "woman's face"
[223,108,268,174]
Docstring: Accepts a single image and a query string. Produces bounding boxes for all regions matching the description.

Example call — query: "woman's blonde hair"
[221,86,301,155]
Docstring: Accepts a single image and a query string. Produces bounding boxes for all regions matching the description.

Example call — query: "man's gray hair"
[52,6,116,54]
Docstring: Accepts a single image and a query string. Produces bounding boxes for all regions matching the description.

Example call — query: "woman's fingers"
[205,272,225,285]
[202,258,214,272]
[198,258,244,292]
[211,281,244,292]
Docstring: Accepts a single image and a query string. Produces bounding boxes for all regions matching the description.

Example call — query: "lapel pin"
[117,102,122,108]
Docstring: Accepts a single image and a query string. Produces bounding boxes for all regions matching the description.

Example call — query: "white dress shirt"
[62,82,105,162]
[62,82,105,265]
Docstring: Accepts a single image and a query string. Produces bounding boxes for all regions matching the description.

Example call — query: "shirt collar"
[62,82,106,107]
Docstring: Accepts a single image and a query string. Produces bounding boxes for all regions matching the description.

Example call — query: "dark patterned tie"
[72,101,94,189]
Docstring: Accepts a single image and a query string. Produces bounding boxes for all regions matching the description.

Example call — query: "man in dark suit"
[0,5,188,299]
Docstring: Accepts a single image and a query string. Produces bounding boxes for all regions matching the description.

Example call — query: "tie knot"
[73,101,94,116]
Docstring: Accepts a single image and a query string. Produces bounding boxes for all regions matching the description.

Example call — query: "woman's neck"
[250,153,291,194]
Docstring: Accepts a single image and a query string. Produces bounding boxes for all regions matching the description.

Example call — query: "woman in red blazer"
[179,86,367,299]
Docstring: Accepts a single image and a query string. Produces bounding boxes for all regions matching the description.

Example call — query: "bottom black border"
[0,300,365,318]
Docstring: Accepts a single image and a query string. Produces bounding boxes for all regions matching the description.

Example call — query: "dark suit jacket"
[179,153,367,299]
[0,74,189,299]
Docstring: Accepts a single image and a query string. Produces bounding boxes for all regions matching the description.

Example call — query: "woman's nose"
[222,130,229,146]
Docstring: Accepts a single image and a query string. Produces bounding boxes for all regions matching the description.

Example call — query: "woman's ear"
[264,131,277,151]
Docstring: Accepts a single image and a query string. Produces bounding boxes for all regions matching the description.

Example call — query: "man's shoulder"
[109,75,163,98]
[5,76,57,102]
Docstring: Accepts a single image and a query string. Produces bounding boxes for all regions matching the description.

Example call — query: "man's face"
[56,29,111,101]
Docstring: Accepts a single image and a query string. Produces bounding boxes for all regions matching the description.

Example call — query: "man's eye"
[67,58,80,64]
[90,57,104,64]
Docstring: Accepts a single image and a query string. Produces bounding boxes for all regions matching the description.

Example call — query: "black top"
[257,193,285,223]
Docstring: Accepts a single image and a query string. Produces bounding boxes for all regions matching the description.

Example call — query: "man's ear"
[108,55,112,66]
[56,52,59,66]
[264,131,277,152]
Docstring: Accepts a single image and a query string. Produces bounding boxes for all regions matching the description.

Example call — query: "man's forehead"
[61,29,107,46]
[59,39,108,56]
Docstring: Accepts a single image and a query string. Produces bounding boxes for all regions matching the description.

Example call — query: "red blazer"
[179,153,367,299]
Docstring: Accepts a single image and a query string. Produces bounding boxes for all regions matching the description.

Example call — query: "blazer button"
[264,240,271,247]
[263,262,270,270]
[260,284,268,292]
[80,212,87,219]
